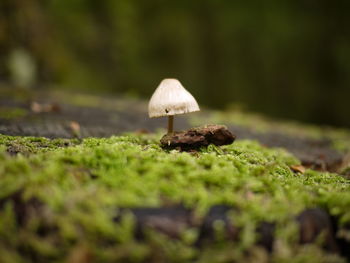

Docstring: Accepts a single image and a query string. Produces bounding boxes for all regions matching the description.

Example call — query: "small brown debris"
[135,128,150,134]
[50,103,61,112]
[290,165,306,174]
[30,101,61,113]
[160,125,235,151]
[67,244,93,263]
[69,121,81,137]
[30,102,42,113]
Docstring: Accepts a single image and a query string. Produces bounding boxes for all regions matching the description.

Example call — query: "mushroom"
[148,78,200,133]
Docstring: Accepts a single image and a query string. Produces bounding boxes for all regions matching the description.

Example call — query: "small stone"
[160,125,235,151]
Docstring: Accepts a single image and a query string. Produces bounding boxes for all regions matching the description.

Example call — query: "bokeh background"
[1,0,349,127]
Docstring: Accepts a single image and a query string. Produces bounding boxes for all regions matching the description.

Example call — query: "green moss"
[0,135,80,156]
[0,133,349,262]
[0,87,33,103]
[0,107,28,120]
[190,109,350,154]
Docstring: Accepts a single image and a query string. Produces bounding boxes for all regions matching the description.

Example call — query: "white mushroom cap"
[148,78,200,118]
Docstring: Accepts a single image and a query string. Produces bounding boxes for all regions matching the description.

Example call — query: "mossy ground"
[0,107,28,120]
[0,133,349,262]
[190,109,350,153]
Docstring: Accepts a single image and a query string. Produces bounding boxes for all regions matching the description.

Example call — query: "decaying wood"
[160,125,236,151]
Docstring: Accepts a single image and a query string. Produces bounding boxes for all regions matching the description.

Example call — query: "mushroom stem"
[167,115,174,134]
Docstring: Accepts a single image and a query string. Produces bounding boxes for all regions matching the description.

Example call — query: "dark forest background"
[1,0,349,127]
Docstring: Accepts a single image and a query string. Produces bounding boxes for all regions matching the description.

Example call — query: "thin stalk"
[168,115,174,134]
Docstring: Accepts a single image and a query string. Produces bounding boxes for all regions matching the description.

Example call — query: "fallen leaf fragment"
[30,102,42,113]
[30,101,61,113]
[69,121,81,137]
[67,244,93,263]
[135,128,149,134]
[290,165,306,174]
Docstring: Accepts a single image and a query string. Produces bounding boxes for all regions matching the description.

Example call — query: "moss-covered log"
[0,133,350,262]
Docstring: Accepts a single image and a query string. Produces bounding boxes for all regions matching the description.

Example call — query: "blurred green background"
[1,0,349,127]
